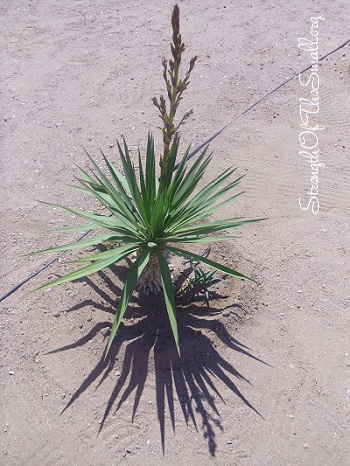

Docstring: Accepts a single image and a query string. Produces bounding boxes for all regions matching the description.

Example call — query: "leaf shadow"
[47,273,269,457]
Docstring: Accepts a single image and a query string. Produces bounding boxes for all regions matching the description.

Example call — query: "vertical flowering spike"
[152,4,198,192]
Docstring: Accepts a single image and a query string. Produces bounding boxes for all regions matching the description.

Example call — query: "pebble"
[303,442,309,449]
[8,371,14,375]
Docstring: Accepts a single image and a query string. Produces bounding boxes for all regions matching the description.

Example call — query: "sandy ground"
[1,0,350,465]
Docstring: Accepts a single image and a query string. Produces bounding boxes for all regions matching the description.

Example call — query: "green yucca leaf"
[29,234,126,255]
[74,162,106,189]
[168,195,244,231]
[101,155,135,213]
[166,245,253,281]
[118,139,151,224]
[100,154,131,194]
[156,250,180,355]
[35,246,138,291]
[90,150,143,224]
[189,170,244,208]
[145,134,157,201]
[75,176,143,231]
[50,224,95,233]
[138,149,148,204]
[171,149,211,209]
[70,244,139,262]
[162,235,238,244]
[173,217,262,236]
[105,248,151,357]
[137,148,153,227]
[168,144,190,192]
[199,192,244,216]
[163,138,180,190]
[39,202,143,238]
[168,169,243,226]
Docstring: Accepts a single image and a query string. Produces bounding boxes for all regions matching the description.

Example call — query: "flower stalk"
[152,4,197,192]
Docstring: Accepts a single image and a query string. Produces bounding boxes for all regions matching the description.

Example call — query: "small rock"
[53,311,60,317]
[303,442,309,449]
[8,371,14,375]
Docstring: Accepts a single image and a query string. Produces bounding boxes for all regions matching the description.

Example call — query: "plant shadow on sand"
[46,261,269,457]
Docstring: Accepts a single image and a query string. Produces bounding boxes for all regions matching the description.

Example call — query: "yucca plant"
[33,4,262,357]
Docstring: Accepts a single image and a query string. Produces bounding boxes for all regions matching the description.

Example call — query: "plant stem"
[152,4,197,192]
